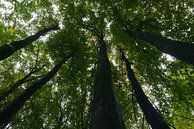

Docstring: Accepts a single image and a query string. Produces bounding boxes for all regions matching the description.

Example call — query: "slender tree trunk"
[120,49,170,129]
[0,65,45,102]
[0,55,70,128]
[89,37,125,129]
[125,29,194,65]
[0,25,59,61]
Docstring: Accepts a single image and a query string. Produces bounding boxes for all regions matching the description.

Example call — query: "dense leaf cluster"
[0,0,193,128]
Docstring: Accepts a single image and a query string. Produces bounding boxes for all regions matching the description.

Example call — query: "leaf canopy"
[0,0,193,128]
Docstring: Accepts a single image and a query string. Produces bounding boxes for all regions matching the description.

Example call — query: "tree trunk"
[0,25,59,61]
[120,49,170,129]
[0,65,45,102]
[89,37,125,129]
[125,29,194,65]
[0,55,70,128]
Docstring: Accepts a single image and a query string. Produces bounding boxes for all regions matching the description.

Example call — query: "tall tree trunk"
[89,37,125,129]
[120,49,170,129]
[0,55,70,128]
[0,64,45,102]
[125,29,194,65]
[0,25,59,61]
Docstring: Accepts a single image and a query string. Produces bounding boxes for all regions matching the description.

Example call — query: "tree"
[120,48,170,129]
[124,29,194,65]
[0,54,70,128]
[90,34,125,129]
[0,25,59,61]
[0,0,193,129]
[0,63,46,102]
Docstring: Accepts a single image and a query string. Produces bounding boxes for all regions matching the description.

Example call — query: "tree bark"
[0,55,70,128]
[89,37,125,129]
[125,29,194,65]
[120,49,170,129]
[0,25,59,61]
[0,65,45,102]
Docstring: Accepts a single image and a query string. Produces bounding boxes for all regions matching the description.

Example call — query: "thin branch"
[168,124,176,129]
[132,91,138,125]
[0,64,46,102]
[141,115,145,129]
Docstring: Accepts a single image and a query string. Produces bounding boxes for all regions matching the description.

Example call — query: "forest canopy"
[0,0,193,129]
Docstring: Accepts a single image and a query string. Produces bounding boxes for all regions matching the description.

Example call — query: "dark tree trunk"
[0,65,45,102]
[120,50,170,129]
[125,29,194,65]
[0,25,59,61]
[89,37,125,129]
[0,55,70,128]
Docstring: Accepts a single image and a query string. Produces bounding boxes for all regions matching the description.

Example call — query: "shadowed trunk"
[0,55,70,128]
[0,25,59,61]
[0,65,46,102]
[89,37,125,129]
[120,49,170,129]
[125,29,194,65]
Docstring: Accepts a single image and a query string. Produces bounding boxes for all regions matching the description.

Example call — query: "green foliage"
[0,0,193,128]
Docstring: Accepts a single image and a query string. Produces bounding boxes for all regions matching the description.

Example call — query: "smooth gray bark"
[0,65,45,102]
[121,49,170,129]
[125,30,194,65]
[0,25,59,61]
[90,37,125,129]
[0,55,70,128]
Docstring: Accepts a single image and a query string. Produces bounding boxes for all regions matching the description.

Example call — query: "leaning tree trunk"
[0,55,70,128]
[120,49,170,129]
[125,29,194,65]
[0,64,45,102]
[0,25,59,61]
[89,37,125,129]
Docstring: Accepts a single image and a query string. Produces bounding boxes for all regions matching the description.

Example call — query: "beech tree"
[0,0,193,129]
[124,29,194,65]
[90,34,125,129]
[0,54,70,128]
[0,25,59,61]
[0,63,46,102]
[120,49,170,129]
